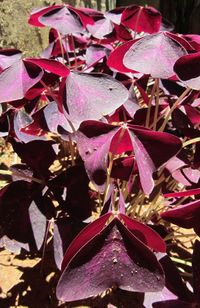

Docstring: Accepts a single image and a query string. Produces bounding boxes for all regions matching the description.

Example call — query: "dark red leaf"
[111,156,134,181]
[26,58,70,77]
[164,188,200,198]
[161,200,200,232]
[28,5,62,27]
[119,213,166,252]
[174,52,200,90]
[61,212,112,271]
[107,39,138,73]
[121,5,162,34]
[184,104,200,126]
[68,5,94,27]
[130,125,182,169]
[183,34,200,52]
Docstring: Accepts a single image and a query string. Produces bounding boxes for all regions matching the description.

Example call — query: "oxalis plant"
[0,2,200,308]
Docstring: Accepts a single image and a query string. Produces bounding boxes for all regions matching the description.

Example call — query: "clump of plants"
[0,3,200,307]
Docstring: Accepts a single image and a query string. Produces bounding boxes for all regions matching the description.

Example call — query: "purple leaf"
[11,139,56,180]
[57,218,164,302]
[49,165,92,220]
[128,125,182,194]
[167,32,194,52]
[0,181,33,244]
[0,181,49,252]
[104,7,124,25]
[53,221,63,270]
[159,254,193,301]
[123,85,140,117]
[38,6,84,35]
[43,101,73,134]
[85,44,108,68]
[13,110,46,143]
[87,17,113,39]
[129,130,155,194]
[144,288,178,307]
[29,201,46,250]
[10,164,33,183]
[192,240,200,302]
[123,32,187,79]
[64,72,129,127]
[114,23,133,42]
[0,59,43,103]
[183,34,200,52]
[76,128,118,191]
[53,217,86,270]
[165,157,200,186]
[173,167,200,186]
[0,235,29,254]
[0,49,22,71]
[77,121,181,194]
[153,300,193,307]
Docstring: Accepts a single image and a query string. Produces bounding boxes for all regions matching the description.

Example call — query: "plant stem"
[0,169,44,184]
[68,134,75,166]
[57,31,65,65]
[135,194,146,218]
[145,80,157,128]
[70,34,78,67]
[103,152,114,206]
[153,78,160,130]
[64,36,71,68]
[183,137,200,147]
[98,192,102,213]
[170,256,192,267]
[40,219,53,273]
[159,87,191,132]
